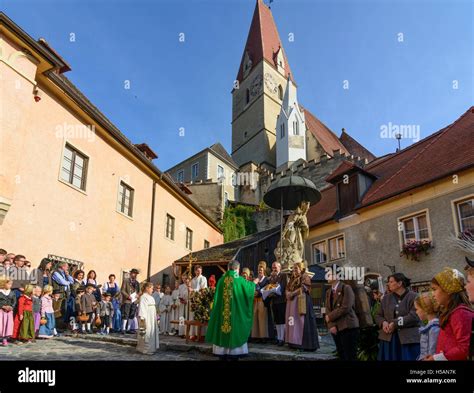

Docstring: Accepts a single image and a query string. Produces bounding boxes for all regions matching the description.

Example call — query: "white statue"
[274,201,310,271]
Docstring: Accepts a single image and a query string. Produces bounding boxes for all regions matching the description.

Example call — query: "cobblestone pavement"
[0,336,215,361]
[0,333,336,361]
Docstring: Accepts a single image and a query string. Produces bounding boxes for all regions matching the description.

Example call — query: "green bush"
[221,205,257,242]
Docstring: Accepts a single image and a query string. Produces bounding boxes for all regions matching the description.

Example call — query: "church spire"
[276,75,306,169]
[236,0,293,82]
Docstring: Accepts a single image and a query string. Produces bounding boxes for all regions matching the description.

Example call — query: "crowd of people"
[1,247,473,361]
[205,259,474,361]
[331,264,474,361]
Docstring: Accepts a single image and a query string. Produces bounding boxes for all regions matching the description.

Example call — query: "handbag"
[79,314,89,322]
[297,288,306,315]
[95,315,102,327]
[40,317,48,325]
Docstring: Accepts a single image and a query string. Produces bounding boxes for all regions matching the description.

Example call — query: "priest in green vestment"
[206,260,256,358]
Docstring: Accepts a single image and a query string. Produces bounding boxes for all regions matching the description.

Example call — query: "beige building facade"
[0,13,223,285]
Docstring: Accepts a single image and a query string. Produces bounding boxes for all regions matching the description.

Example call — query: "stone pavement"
[0,332,336,361]
[0,336,212,361]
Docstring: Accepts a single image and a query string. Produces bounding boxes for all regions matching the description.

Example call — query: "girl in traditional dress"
[12,284,36,344]
[137,282,159,354]
[414,291,440,360]
[0,277,16,346]
[424,268,474,361]
[38,285,56,338]
[103,274,122,332]
[252,261,269,342]
[284,262,319,351]
[32,286,43,336]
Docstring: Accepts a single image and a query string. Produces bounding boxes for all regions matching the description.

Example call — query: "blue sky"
[2,0,473,170]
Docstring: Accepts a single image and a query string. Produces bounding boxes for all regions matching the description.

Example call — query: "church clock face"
[264,73,278,94]
[250,75,263,97]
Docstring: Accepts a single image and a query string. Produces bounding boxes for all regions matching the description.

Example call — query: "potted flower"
[400,239,433,261]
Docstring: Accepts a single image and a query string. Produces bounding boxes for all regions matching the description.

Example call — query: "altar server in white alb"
[159,285,173,335]
[137,282,159,354]
[177,275,190,337]
[170,281,180,335]
[189,265,207,339]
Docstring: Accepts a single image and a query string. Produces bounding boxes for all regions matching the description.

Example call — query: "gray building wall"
[305,186,474,285]
[168,152,209,184]
[186,182,224,225]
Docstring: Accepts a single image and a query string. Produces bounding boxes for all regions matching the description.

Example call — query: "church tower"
[231,0,294,172]
[276,75,306,170]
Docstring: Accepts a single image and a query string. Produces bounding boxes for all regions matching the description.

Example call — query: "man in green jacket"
[206,260,255,359]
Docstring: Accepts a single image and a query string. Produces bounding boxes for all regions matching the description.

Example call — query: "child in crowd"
[12,284,35,344]
[74,286,85,333]
[98,292,114,335]
[159,285,173,335]
[81,283,97,334]
[52,289,63,334]
[414,291,440,360]
[425,268,474,361]
[32,286,42,337]
[38,285,56,338]
[0,277,16,346]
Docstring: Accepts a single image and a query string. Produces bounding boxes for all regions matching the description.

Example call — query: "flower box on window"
[400,239,433,261]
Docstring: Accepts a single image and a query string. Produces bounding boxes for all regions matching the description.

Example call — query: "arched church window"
[278,85,283,100]
[246,88,250,104]
[280,123,285,139]
[293,121,299,135]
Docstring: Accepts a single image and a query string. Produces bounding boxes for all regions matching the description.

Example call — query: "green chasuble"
[205,270,255,349]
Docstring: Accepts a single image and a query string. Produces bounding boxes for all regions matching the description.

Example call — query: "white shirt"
[191,275,207,291]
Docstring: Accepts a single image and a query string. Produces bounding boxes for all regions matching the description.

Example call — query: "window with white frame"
[312,241,327,264]
[224,191,229,207]
[61,144,88,190]
[328,235,345,261]
[186,227,193,250]
[400,212,430,243]
[456,198,474,232]
[217,165,225,181]
[166,214,175,240]
[118,181,134,217]
[177,170,184,183]
[191,163,199,179]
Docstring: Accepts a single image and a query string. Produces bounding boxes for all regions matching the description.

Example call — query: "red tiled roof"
[302,105,350,157]
[308,107,474,228]
[236,0,293,82]
[306,186,338,227]
[339,129,376,162]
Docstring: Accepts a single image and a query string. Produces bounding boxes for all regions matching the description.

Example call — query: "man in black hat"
[120,268,140,334]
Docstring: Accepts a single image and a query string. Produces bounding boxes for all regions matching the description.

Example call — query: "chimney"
[135,143,158,161]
